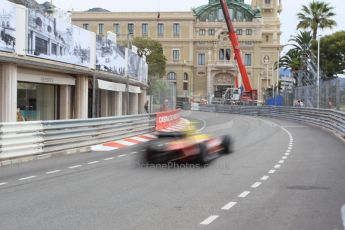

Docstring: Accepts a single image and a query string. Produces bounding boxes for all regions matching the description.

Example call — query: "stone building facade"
[72,0,282,102]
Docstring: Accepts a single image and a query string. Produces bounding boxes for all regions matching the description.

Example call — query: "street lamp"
[317,35,321,108]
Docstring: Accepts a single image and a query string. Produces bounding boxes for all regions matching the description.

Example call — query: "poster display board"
[0,0,16,52]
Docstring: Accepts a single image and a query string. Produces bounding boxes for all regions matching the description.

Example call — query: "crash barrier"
[156,109,181,130]
[0,114,156,160]
[197,105,345,139]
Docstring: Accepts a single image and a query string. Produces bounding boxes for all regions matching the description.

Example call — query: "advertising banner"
[156,109,181,130]
[0,0,16,52]
[96,35,126,76]
[127,49,140,80]
[26,9,91,68]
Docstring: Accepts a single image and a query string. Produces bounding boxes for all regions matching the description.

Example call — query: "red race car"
[145,128,233,165]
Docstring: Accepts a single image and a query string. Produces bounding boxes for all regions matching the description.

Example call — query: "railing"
[0,114,156,160]
[196,105,345,138]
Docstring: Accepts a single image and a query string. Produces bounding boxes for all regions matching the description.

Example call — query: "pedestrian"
[144,100,149,113]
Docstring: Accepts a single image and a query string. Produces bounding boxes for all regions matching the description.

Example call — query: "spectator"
[144,100,149,113]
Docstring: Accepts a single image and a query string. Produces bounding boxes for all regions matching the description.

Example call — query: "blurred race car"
[145,126,232,164]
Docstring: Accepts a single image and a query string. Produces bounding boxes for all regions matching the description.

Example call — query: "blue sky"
[39,0,344,47]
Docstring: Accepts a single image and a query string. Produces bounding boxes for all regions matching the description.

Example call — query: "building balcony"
[213,60,236,68]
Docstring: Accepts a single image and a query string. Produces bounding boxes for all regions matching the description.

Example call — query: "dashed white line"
[0,182,7,186]
[274,164,281,169]
[268,169,276,174]
[18,176,36,181]
[130,151,138,155]
[238,191,251,198]
[251,182,262,188]
[221,201,237,210]
[282,156,288,159]
[286,149,291,153]
[279,160,284,164]
[200,215,219,225]
[261,175,269,181]
[46,170,61,174]
[288,146,292,150]
[118,154,127,157]
[88,161,99,165]
[104,157,114,161]
[285,152,290,156]
[69,165,82,169]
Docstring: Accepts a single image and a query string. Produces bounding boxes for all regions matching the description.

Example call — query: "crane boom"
[219,0,253,92]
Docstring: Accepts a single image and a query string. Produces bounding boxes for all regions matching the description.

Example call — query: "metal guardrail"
[197,105,345,138]
[0,114,156,160]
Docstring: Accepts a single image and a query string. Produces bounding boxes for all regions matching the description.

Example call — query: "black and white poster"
[0,0,16,52]
[127,49,141,80]
[96,35,125,76]
[27,9,91,68]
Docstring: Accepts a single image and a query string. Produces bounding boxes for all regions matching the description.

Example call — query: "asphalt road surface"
[0,111,344,230]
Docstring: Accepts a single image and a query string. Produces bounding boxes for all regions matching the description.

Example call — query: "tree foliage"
[311,31,345,78]
[297,0,337,40]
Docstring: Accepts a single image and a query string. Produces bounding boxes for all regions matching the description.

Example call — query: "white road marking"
[285,152,290,156]
[88,161,99,165]
[261,175,269,181]
[104,157,114,161]
[118,154,127,157]
[0,182,7,186]
[268,169,276,174]
[288,146,292,150]
[46,170,61,174]
[274,164,281,169]
[69,165,82,169]
[130,151,138,154]
[116,140,136,146]
[18,176,36,181]
[91,145,117,151]
[251,182,262,188]
[200,215,219,225]
[279,160,284,164]
[221,201,237,210]
[238,191,251,198]
[130,137,150,142]
[282,156,288,159]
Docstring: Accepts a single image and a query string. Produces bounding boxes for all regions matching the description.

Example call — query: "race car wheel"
[198,142,209,165]
[221,135,233,154]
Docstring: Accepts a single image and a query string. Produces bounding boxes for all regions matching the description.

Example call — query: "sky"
[37,0,344,49]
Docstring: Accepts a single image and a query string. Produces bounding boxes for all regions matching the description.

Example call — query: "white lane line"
[104,157,114,161]
[0,182,8,186]
[18,175,36,181]
[268,169,276,174]
[251,182,262,188]
[261,175,269,181]
[279,160,285,164]
[288,146,292,150]
[87,161,99,165]
[221,201,237,210]
[238,191,251,198]
[130,151,138,155]
[118,154,127,157]
[69,165,82,169]
[282,156,288,159]
[285,152,290,156]
[286,149,291,153]
[46,170,61,174]
[274,164,281,169]
[200,215,219,225]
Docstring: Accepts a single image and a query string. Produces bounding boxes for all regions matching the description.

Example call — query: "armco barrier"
[197,105,345,139]
[0,114,156,160]
[156,109,181,130]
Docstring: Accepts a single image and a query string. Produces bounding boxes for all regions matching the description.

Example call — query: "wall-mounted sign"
[0,0,16,52]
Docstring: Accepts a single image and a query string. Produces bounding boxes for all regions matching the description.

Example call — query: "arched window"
[184,73,189,81]
[167,72,177,81]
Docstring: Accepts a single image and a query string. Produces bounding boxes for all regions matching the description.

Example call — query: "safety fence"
[196,105,345,139]
[0,113,163,160]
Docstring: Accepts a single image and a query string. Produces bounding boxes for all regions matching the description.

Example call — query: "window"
[128,23,134,34]
[83,24,89,30]
[167,72,177,81]
[266,35,269,42]
[184,73,189,81]
[199,29,206,36]
[246,29,252,35]
[208,29,215,36]
[173,23,180,36]
[198,53,206,65]
[183,82,188,91]
[142,23,148,36]
[225,48,231,60]
[114,23,120,34]
[51,43,57,55]
[157,23,164,37]
[35,37,48,55]
[236,29,242,35]
[265,0,271,4]
[219,49,225,60]
[98,23,104,35]
[172,49,180,61]
[244,54,252,66]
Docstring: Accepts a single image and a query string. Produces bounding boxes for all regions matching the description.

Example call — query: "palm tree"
[297,0,337,40]
[289,31,313,58]
[279,49,302,85]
